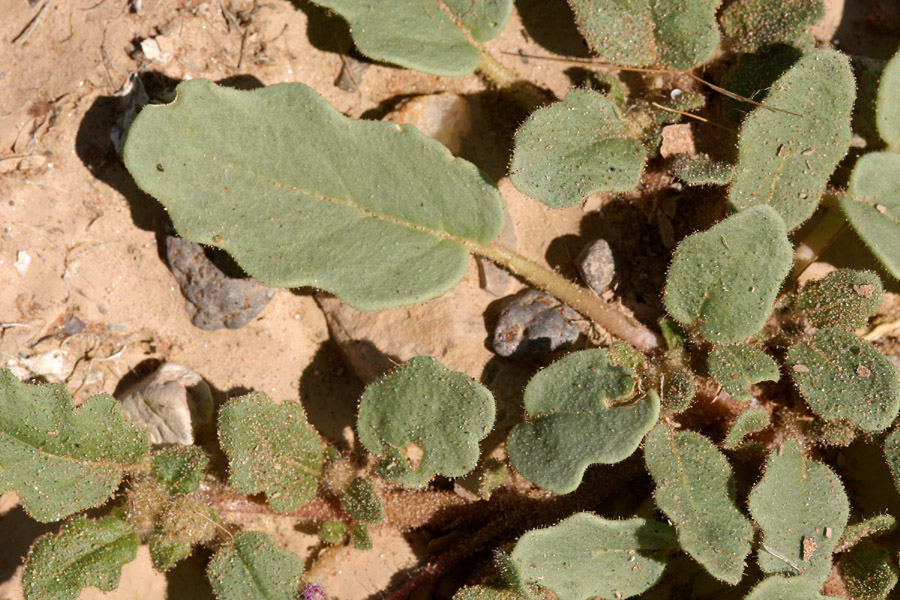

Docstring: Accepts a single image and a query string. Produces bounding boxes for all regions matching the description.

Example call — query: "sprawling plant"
[5,1,900,598]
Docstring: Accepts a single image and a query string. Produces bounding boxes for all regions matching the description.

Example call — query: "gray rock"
[577,239,617,293]
[165,235,274,330]
[492,290,582,358]
[117,362,214,445]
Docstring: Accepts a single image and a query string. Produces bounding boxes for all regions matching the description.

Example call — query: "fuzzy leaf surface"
[884,428,900,497]
[841,152,900,279]
[151,446,209,495]
[568,0,721,69]
[661,366,696,413]
[206,531,303,600]
[644,425,753,584]
[745,576,840,599]
[839,542,899,600]
[310,0,512,76]
[748,441,849,582]
[663,205,792,344]
[218,393,323,512]
[720,0,825,53]
[670,154,735,186]
[341,477,385,524]
[729,49,854,230]
[877,49,900,148]
[357,356,495,487]
[22,515,138,600]
[123,79,504,310]
[797,269,884,330]
[787,328,900,431]
[723,407,771,449]
[507,349,658,494]
[509,90,646,208]
[0,370,150,522]
[708,344,780,401]
[510,513,677,600]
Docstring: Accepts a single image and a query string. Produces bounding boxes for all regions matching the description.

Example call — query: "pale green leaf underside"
[507,349,658,494]
[357,356,496,487]
[123,79,505,311]
[729,49,854,230]
[644,425,753,584]
[744,576,841,600]
[206,531,304,600]
[510,513,678,600]
[840,542,900,600]
[0,370,150,522]
[877,49,900,148]
[841,152,900,279]
[708,344,780,401]
[749,441,849,583]
[218,393,323,512]
[723,407,771,449]
[796,268,884,330]
[23,515,138,600]
[568,0,721,69]
[787,327,900,432]
[509,89,646,208]
[311,0,512,76]
[663,205,793,344]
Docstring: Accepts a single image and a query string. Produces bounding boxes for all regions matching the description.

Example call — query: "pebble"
[165,235,274,330]
[384,93,472,155]
[492,290,582,358]
[117,362,214,445]
[577,239,617,294]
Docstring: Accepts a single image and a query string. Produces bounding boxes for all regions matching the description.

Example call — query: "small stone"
[165,235,274,330]
[492,290,582,358]
[793,364,810,373]
[117,362,214,445]
[577,239,617,293]
[660,124,697,159]
[854,283,875,298]
[384,93,472,155]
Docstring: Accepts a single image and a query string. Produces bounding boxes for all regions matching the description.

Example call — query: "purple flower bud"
[302,583,328,600]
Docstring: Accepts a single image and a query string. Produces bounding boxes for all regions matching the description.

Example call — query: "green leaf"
[123,79,504,311]
[787,328,900,432]
[670,154,735,186]
[729,49,854,230]
[663,205,793,344]
[341,477,385,524]
[149,536,193,572]
[877,49,900,149]
[507,349,659,494]
[723,407,771,449]
[509,513,678,600]
[320,521,349,545]
[837,515,897,553]
[796,269,884,330]
[454,587,527,600]
[644,425,753,584]
[840,152,900,279]
[748,441,849,583]
[152,446,209,495]
[660,366,696,413]
[0,370,150,522]
[23,515,138,600]
[720,0,825,54]
[357,356,496,487]
[509,89,646,208]
[839,542,899,600]
[744,576,840,599]
[310,0,511,76]
[884,428,900,496]
[708,344,780,401]
[218,393,323,512]
[206,531,304,600]
[352,522,373,551]
[568,0,721,69]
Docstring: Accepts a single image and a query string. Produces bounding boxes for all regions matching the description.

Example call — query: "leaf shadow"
[0,503,57,584]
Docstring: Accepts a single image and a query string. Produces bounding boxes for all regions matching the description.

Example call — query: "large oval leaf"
[206,531,304,600]
[663,205,793,344]
[729,49,855,230]
[877,48,900,149]
[311,0,512,76]
[123,79,505,311]
[507,349,659,494]
[840,152,900,279]
[644,424,754,584]
[357,356,496,487]
[748,441,849,583]
[510,513,678,600]
[509,89,647,208]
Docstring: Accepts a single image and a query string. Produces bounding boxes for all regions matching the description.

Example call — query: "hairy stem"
[476,51,547,111]
[467,240,663,352]
[790,198,848,285]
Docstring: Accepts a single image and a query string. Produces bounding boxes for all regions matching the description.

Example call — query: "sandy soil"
[1,0,899,599]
